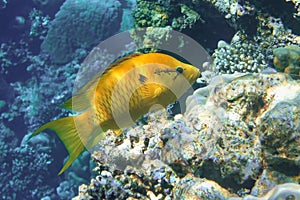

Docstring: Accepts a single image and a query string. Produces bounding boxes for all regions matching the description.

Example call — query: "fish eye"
[176,66,184,73]
[285,194,295,200]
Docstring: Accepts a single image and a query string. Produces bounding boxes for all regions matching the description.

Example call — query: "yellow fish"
[29,53,200,174]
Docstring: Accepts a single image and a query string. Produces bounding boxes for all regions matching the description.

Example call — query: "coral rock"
[41,0,122,63]
[273,45,300,76]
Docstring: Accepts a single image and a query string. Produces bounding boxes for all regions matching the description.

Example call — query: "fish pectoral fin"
[137,84,163,102]
[154,86,163,98]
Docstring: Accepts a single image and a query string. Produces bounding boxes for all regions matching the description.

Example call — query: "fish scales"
[29,53,200,174]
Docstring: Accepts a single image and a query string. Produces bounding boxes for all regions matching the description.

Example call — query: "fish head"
[165,58,201,87]
[177,62,201,85]
[144,53,201,87]
[151,57,201,101]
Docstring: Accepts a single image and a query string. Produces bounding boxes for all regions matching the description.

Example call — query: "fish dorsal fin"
[62,53,142,112]
[101,53,142,76]
[62,71,104,111]
[61,94,91,111]
[61,81,97,111]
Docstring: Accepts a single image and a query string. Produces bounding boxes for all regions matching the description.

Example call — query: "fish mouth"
[190,68,201,81]
[196,68,201,78]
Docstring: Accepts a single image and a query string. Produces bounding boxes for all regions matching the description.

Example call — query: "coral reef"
[1,0,135,199]
[0,3,103,198]
[258,89,300,176]
[212,35,267,73]
[133,0,208,31]
[1,57,78,127]
[1,60,94,198]
[73,160,178,199]
[204,0,300,35]
[0,122,58,199]
[230,183,300,200]
[129,26,173,53]
[41,0,123,64]
[206,0,300,74]
[0,76,14,109]
[1,54,97,199]
[73,73,300,199]
[273,45,300,76]
[186,73,300,184]
[133,0,169,28]
[133,1,299,74]
[173,3,203,30]
[132,0,234,50]
[1,0,300,199]
[289,0,300,18]
[203,0,255,26]
[0,40,32,75]
[120,0,136,31]
[173,173,232,199]
[250,169,297,197]
[212,15,300,74]
[29,8,50,39]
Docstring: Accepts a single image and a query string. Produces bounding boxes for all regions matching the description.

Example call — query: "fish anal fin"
[114,129,123,136]
[83,126,106,149]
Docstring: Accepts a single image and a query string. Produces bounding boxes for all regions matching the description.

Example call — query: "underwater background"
[0,0,300,199]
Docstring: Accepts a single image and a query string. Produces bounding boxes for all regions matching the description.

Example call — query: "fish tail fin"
[29,116,85,175]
